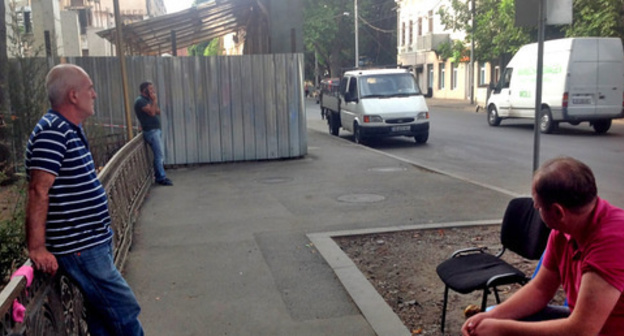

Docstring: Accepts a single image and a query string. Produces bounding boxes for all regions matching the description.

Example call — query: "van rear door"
[568,39,598,117]
[596,38,624,117]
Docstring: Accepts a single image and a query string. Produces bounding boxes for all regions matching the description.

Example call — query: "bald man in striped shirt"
[25,64,143,336]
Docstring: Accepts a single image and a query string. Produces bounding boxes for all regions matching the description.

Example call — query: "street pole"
[354,0,359,67]
[533,0,546,172]
[469,0,475,105]
[314,49,319,88]
[113,0,134,141]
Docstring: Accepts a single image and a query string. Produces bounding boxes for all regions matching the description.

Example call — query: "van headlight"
[417,112,429,120]
[363,115,383,123]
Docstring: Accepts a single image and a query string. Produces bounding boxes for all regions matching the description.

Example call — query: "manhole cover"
[258,177,293,184]
[337,194,386,203]
[368,167,407,173]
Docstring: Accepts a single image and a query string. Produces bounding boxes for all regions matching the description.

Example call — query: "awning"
[97,0,260,55]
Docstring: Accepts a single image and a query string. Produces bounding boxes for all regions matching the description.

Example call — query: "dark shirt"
[134,95,161,131]
[25,110,113,254]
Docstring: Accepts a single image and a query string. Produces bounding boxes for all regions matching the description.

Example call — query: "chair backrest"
[501,197,551,260]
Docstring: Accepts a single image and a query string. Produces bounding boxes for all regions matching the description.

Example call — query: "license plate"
[391,125,411,132]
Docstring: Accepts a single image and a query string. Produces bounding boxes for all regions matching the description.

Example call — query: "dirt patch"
[335,225,564,335]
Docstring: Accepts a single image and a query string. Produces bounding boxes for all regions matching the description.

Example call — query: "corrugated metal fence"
[68,54,308,164]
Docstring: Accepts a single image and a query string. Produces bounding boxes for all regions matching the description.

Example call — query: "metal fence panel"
[241,56,256,160]
[230,56,245,161]
[263,55,278,159]
[7,55,306,166]
[252,55,268,159]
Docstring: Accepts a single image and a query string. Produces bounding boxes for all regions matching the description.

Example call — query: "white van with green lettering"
[486,37,624,134]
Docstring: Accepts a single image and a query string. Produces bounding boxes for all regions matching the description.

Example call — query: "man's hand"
[462,312,492,336]
[29,246,58,275]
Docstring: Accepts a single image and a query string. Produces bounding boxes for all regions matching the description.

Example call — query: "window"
[501,68,512,89]
[418,18,422,36]
[22,10,32,34]
[348,77,358,98]
[439,63,445,89]
[452,63,458,90]
[479,63,486,86]
[77,8,92,35]
[401,22,406,46]
[409,20,413,46]
[494,66,500,84]
[427,64,434,89]
[428,10,433,33]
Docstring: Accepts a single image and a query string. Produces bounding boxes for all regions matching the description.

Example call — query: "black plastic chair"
[435,197,551,332]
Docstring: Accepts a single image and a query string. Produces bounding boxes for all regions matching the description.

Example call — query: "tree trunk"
[0,0,9,119]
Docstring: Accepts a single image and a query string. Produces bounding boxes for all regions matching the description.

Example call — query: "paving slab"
[124,127,513,335]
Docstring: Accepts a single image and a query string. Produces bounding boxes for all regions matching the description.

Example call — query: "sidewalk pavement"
[124,120,515,335]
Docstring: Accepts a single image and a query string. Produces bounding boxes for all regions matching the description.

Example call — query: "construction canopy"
[97,0,262,55]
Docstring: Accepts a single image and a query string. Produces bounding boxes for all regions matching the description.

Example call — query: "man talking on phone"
[134,81,173,186]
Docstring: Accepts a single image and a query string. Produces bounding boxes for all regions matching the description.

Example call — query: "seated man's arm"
[464,270,620,336]
[463,264,560,335]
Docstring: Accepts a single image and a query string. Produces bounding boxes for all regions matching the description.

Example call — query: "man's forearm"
[26,185,49,252]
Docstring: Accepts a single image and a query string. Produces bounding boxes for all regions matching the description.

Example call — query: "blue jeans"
[57,242,144,336]
[142,129,166,182]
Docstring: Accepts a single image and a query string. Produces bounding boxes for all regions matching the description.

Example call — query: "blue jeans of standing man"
[57,241,144,336]
[142,129,166,182]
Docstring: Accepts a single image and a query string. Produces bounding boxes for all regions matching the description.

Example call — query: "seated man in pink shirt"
[463,157,624,336]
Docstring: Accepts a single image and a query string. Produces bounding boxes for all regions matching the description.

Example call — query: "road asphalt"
[123,98,519,335]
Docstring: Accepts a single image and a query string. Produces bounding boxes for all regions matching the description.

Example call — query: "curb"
[307,219,501,336]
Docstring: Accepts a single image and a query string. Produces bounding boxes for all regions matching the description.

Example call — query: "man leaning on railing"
[24,64,144,336]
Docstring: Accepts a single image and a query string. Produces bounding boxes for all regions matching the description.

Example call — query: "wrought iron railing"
[0,135,153,335]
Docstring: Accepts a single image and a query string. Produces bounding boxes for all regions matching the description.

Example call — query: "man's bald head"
[46,64,90,108]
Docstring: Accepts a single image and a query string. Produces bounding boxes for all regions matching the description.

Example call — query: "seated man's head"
[532,157,597,230]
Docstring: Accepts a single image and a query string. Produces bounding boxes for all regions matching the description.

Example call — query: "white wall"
[32,0,64,56]
[87,27,113,56]
[61,10,81,56]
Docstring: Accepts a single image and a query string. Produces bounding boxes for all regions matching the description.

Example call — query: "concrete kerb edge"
[307,219,501,336]
[307,125,523,334]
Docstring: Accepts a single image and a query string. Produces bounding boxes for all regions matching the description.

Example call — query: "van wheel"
[539,107,556,134]
[487,106,501,126]
[415,133,429,144]
[328,113,340,136]
[593,119,612,134]
[353,123,365,144]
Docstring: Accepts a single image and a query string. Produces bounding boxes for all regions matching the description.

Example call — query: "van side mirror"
[424,87,433,98]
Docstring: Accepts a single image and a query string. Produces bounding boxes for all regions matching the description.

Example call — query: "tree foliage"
[303,0,396,81]
[564,0,624,39]
[439,0,624,65]
[439,0,531,64]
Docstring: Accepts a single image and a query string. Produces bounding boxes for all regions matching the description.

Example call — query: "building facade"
[5,0,166,57]
[396,0,496,105]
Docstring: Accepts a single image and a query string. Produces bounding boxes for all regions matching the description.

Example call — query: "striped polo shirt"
[25,110,113,255]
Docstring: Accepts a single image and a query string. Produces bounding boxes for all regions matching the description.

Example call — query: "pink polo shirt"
[543,198,624,335]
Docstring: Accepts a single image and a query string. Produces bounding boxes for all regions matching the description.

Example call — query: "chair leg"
[441,286,449,333]
[480,288,489,312]
[493,286,502,304]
